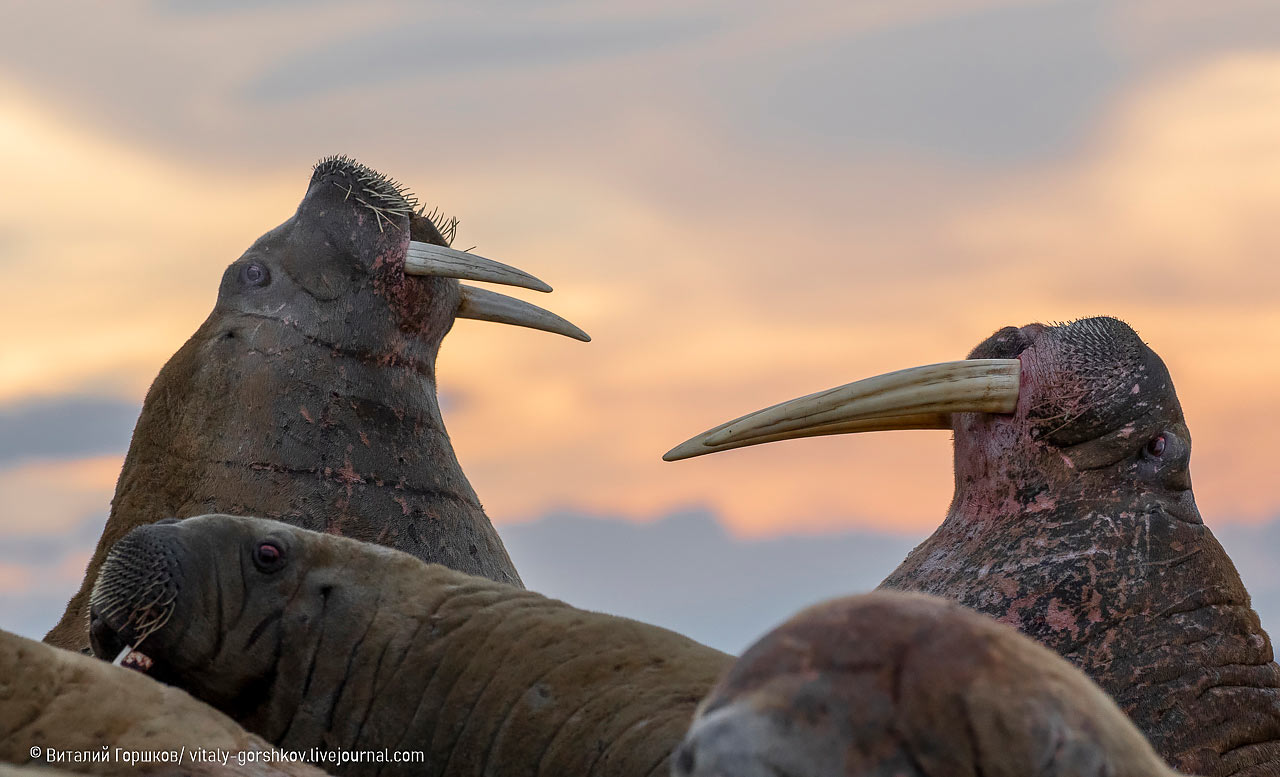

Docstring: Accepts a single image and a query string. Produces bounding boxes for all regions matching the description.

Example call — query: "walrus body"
[48,156,590,650]
[879,319,1280,776]
[88,514,732,777]
[673,591,1182,777]
[668,316,1280,776]
[0,627,326,777]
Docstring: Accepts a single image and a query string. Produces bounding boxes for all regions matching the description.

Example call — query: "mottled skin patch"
[674,592,1179,777]
[89,515,732,777]
[47,159,520,654]
[880,318,1280,776]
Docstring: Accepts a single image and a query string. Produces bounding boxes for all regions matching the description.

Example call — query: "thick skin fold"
[90,515,733,777]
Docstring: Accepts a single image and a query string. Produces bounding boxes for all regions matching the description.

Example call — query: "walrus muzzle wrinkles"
[47,156,594,653]
[90,515,732,777]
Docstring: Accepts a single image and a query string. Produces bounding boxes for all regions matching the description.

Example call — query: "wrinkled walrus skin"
[673,592,1183,777]
[48,157,522,653]
[88,515,733,777]
[879,319,1280,777]
[0,628,328,777]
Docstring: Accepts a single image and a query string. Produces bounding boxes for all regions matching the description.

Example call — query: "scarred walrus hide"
[667,317,1280,777]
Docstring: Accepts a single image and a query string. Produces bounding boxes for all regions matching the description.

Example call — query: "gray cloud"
[241,12,722,103]
[0,395,140,466]
[3,507,1277,657]
[505,508,1280,654]
[720,0,1122,162]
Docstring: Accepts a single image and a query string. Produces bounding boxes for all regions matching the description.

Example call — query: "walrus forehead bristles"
[312,155,461,243]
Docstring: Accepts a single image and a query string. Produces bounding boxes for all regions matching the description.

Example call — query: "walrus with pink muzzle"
[668,317,1280,776]
[47,156,589,653]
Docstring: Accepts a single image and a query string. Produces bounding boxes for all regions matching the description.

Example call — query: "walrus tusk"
[405,241,554,293]
[456,284,591,342]
[111,645,133,666]
[663,359,1019,461]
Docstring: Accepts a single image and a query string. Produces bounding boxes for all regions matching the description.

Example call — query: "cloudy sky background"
[1,0,1278,652]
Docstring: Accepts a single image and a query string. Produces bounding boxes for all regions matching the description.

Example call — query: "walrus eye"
[1145,434,1167,458]
[239,262,270,287]
[253,541,286,572]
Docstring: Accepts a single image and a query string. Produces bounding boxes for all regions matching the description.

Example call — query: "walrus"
[87,514,732,777]
[672,591,1183,777]
[48,156,590,652]
[666,317,1280,776]
[0,627,327,777]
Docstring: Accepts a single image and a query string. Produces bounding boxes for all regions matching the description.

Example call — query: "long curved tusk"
[663,359,1019,461]
[456,285,591,342]
[405,241,553,293]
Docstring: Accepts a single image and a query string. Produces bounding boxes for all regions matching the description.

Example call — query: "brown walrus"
[666,317,1280,776]
[0,627,327,777]
[672,591,1183,777]
[48,156,590,652]
[87,514,732,777]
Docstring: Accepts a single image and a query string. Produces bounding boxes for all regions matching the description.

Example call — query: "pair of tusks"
[664,359,1021,461]
[404,241,590,342]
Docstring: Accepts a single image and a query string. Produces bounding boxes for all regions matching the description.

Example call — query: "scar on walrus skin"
[47,156,590,654]
[666,317,1280,776]
[0,627,326,777]
[88,514,732,777]
[673,592,1183,777]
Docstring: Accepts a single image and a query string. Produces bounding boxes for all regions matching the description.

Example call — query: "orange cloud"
[3,49,1279,542]
[0,455,121,535]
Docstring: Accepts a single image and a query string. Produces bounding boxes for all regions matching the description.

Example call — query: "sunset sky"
[2,1,1279,640]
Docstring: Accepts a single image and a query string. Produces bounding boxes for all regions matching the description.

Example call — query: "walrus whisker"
[110,645,133,667]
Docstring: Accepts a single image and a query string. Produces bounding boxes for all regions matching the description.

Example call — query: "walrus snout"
[674,700,842,777]
[89,521,184,672]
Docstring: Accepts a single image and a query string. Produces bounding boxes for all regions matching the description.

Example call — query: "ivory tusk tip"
[456,284,591,342]
[661,445,699,462]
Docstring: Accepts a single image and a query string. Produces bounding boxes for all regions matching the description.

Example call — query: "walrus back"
[279,572,732,777]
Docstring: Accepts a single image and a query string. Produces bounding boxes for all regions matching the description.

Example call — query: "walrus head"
[88,514,422,721]
[666,317,1280,776]
[50,156,589,652]
[673,591,1180,777]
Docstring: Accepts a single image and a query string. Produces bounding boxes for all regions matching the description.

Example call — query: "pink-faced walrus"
[87,515,732,777]
[667,317,1280,776]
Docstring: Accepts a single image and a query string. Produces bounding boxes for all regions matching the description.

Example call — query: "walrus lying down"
[49,156,591,652]
[673,592,1183,777]
[0,628,327,777]
[667,317,1280,776]
[88,514,732,777]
